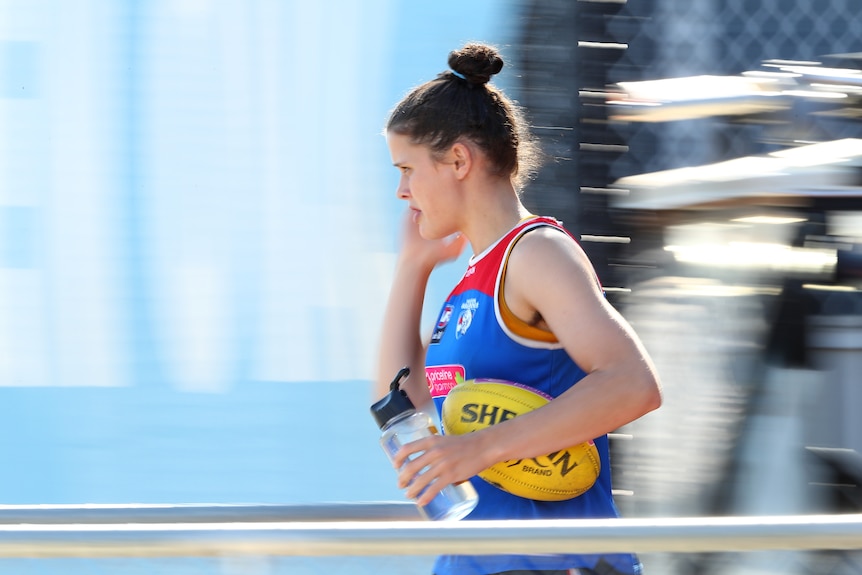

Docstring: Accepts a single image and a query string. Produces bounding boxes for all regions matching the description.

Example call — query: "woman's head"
[386,42,540,191]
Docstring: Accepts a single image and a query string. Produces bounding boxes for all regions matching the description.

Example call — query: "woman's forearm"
[374,256,435,407]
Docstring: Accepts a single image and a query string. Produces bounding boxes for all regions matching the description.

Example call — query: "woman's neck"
[462,182,532,255]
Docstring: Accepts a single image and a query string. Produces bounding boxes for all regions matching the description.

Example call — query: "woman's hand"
[397,209,468,272]
[392,431,494,506]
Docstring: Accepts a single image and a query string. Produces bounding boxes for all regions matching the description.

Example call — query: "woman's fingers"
[394,433,485,505]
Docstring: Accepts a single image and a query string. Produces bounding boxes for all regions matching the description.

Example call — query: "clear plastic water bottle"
[370,367,479,521]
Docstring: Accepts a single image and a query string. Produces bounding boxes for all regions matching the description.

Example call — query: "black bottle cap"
[370,367,416,429]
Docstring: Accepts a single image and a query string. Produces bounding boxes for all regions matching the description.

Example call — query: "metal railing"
[0,504,860,558]
[0,502,424,525]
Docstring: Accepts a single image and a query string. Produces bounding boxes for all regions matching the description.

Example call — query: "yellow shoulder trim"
[498,229,559,344]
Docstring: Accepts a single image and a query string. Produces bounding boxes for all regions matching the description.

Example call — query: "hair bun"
[448,42,504,85]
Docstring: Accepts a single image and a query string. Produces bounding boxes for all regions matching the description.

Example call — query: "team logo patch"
[455,298,479,339]
[431,303,454,344]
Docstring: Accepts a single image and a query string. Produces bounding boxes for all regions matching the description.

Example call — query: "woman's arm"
[374,254,435,408]
[374,211,468,409]
[483,227,662,458]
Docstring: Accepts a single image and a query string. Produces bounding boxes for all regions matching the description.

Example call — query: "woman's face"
[386,132,460,240]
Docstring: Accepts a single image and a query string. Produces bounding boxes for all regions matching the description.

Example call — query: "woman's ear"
[449,141,473,180]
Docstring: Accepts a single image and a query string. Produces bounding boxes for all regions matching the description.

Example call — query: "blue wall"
[0,0,518,506]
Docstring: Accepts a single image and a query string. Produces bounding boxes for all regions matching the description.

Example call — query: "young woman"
[374,42,662,575]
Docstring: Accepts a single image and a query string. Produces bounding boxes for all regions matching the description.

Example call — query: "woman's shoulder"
[512,220,586,260]
[507,221,600,292]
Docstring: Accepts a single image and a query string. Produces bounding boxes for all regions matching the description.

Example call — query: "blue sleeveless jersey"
[425,217,642,575]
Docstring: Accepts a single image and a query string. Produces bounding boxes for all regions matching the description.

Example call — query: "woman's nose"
[396,179,410,199]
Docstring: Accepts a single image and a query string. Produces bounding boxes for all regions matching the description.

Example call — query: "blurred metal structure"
[606,58,862,575]
[0,504,860,558]
[514,0,862,281]
[0,503,424,525]
[614,138,862,212]
[607,61,862,125]
[511,3,862,573]
[516,0,651,296]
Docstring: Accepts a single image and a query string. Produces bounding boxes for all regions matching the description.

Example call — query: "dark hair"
[386,42,541,191]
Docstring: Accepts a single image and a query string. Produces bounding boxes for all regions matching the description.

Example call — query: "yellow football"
[441,378,600,501]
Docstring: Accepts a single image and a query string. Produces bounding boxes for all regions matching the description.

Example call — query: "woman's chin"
[418,226,445,241]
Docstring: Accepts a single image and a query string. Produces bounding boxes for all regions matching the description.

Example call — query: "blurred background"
[2,0,862,574]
